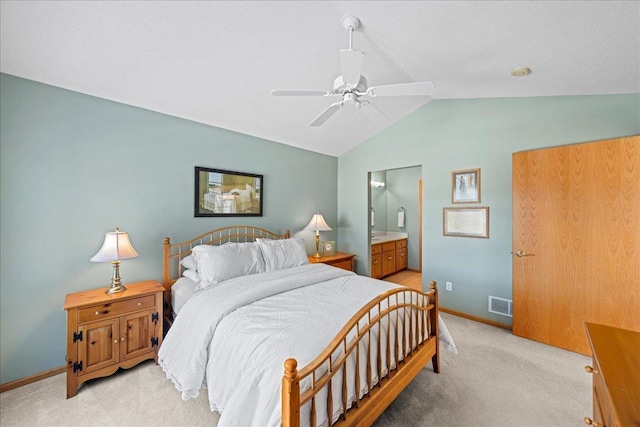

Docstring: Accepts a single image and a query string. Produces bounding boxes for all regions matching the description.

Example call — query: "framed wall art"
[451,168,480,203]
[443,206,489,238]
[195,166,263,217]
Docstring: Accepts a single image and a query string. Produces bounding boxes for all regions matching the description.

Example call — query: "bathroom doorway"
[368,165,422,281]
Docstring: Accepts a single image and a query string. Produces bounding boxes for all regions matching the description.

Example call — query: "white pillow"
[256,238,309,272]
[180,254,198,271]
[192,242,266,289]
[183,269,200,283]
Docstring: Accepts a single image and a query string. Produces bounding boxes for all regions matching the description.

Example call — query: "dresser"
[308,252,355,272]
[64,280,164,398]
[584,323,640,427]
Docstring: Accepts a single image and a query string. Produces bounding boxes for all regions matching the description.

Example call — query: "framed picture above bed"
[195,166,263,217]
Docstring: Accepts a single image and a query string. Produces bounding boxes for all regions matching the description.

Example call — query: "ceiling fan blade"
[356,101,391,123]
[367,81,436,97]
[271,90,332,97]
[340,49,365,87]
[309,102,343,127]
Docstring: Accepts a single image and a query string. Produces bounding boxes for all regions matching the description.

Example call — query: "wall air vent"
[488,296,513,317]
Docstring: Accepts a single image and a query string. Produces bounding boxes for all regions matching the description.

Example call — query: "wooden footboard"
[282,281,440,427]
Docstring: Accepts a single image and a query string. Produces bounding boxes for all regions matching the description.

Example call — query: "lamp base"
[105,283,127,294]
[313,233,323,258]
[105,260,127,294]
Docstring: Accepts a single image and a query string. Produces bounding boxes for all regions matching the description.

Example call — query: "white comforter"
[159,264,454,426]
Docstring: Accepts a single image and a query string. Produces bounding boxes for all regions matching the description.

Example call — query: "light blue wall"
[0,73,338,384]
[338,94,640,326]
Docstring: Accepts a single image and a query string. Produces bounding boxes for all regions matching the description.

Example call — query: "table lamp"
[304,213,332,258]
[90,228,139,294]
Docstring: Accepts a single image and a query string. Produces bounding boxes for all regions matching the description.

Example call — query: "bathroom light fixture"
[511,67,532,77]
[304,213,332,258]
[90,228,139,294]
[370,180,386,189]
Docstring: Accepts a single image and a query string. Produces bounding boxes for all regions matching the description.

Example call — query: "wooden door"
[382,248,396,277]
[78,318,119,374]
[396,247,408,271]
[372,253,383,278]
[512,136,639,355]
[120,311,153,361]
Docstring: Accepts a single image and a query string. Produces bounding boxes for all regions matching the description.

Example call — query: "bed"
[159,226,448,427]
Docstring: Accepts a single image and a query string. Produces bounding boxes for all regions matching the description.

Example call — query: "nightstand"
[63,280,164,398]
[308,252,356,272]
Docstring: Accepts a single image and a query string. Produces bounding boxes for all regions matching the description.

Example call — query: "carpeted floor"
[0,313,591,426]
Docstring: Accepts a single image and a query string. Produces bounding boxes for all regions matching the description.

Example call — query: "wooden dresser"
[307,252,355,272]
[584,323,640,427]
[64,280,164,398]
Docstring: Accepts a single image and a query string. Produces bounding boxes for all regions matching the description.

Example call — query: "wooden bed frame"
[162,225,440,427]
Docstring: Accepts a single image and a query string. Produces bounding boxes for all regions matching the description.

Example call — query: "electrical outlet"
[445,281,453,291]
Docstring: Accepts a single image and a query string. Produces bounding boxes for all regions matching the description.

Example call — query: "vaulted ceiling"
[1,1,638,156]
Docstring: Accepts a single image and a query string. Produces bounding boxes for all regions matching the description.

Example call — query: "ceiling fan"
[271,14,436,127]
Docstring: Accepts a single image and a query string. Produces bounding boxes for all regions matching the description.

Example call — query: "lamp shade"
[90,228,139,262]
[304,213,332,232]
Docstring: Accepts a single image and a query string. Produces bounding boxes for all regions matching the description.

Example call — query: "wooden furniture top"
[307,252,355,264]
[64,280,164,310]
[371,236,407,245]
[585,322,640,427]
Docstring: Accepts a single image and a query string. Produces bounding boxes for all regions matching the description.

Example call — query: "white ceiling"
[1,1,639,156]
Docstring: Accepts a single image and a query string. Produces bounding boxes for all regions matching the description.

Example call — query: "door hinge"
[151,337,159,347]
[73,331,83,342]
[152,312,159,323]
[72,361,83,373]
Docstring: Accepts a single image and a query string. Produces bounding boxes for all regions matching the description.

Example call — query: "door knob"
[514,250,535,257]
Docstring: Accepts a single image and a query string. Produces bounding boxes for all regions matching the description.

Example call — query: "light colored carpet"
[0,313,591,426]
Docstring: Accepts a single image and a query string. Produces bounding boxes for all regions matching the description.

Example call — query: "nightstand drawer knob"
[95,310,109,316]
[584,417,603,426]
[584,365,598,374]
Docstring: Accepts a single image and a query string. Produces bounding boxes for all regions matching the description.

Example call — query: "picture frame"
[322,241,336,256]
[195,166,263,217]
[443,207,489,238]
[451,168,481,203]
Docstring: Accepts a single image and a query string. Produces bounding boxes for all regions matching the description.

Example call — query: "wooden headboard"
[162,226,290,323]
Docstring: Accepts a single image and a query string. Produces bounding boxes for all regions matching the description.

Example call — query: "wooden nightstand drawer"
[332,260,354,271]
[77,295,155,323]
[308,252,356,272]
